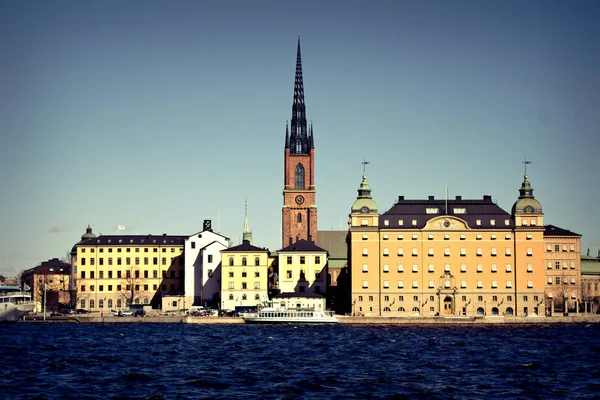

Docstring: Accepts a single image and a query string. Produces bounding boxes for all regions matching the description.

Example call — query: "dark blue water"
[1,323,599,399]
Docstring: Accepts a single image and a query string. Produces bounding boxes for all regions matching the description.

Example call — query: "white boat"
[243,307,338,324]
[0,286,35,322]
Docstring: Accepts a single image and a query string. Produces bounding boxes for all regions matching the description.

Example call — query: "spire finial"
[522,156,531,179]
[243,198,252,244]
[362,158,370,174]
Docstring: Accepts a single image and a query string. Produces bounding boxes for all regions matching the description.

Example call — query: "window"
[368,296,374,302]
[99,258,104,266]
[81,285,86,292]
[506,234,511,240]
[191,242,196,249]
[254,282,260,289]
[476,248,482,256]
[412,234,418,240]
[491,264,497,272]
[491,234,496,240]
[90,271,95,279]
[81,271,86,279]
[477,296,483,302]
[412,280,418,288]
[444,248,450,257]
[295,163,305,189]
[412,220,417,226]
[397,264,404,273]
[315,256,321,264]
[461,280,466,288]
[117,257,122,265]
[108,258,113,265]
[444,264,450,272]
[315,270,321,279]
[384,296,390,302]
[358,296,363,302]
[242,272,247,278]
[491,248,497,257]
[412,248,418,256]
[255,271,260,278]
[229,272,234,278]
[477,264,483,273]
[383,248,389,257]
[413,296,419,302]
[362,248,368,256]
[362,264,368,272]
[412,264,418,272]
[570,261,576,269]
[398,280,404,288]
[242,282,247,289]
[286,256,292,264]
[428,234,434,240]
[229,257,234,266]
[460,234,466,240]
[242,293,247,299]
[526,234,532,240]
[527,280,533,288]
[506,280,512,288]
[426,208,438,214]
[297,213,302,223]
[477,280,483,288]
[362,280,368,288]
[554,244,560,252]
[286,270,292,279]
[527,264,533,272]
[491,280,497,288]
[383,264,389,273]
[555,261,560,270]
[384,220,389,226]
[207,269,213,278]
[428,280,434,288]
[505,248,512,256]
[526,248,532,256]
[144,257,148,265]
[460,264,466,273]
[476,219,481,226]
[476,234,482,240]
[506,264,512,272]
[242,257,247,266]
[397,234,403,240]
[460,248,466,256]
[444,234,450,240]
[555,277,560,284]
[428,248,434,256]
[428,264,434,272]
[383,280,389,288]
[361,219,368,226]
[254,257,260,266]
[397,248,404,257]
[362,234,368,241]
[208,255,213,263]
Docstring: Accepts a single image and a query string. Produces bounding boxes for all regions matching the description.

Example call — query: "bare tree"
[120,266,144,307]
[551,270,577,316]
[580,280,593,314]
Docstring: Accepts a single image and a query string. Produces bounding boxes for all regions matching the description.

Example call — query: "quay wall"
[23,314,600,324]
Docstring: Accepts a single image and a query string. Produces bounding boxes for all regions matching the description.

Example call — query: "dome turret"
[351,173,378,214]
[81,225,97,241]
[511,160,543,216]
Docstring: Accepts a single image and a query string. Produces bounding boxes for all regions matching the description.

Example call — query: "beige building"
[349,170,548,318]
[220,240,270,312]
[543,225,582,315]
[581,250,600,313]
[21,258,71,312]
[71,226,186,312]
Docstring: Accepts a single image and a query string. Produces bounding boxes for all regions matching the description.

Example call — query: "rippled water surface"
[1,323,599,399]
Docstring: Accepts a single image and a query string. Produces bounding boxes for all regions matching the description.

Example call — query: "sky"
[1,1,599,277]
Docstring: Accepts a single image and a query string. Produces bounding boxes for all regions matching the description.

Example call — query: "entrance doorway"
[443,296,453,315]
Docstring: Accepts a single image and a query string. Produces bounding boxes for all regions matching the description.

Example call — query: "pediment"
[424,216,468,231]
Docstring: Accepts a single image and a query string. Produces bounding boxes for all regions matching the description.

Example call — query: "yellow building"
[349,170,548,318]
[71,226,186,312]
[543,225,582,315]
[220,240,270,312]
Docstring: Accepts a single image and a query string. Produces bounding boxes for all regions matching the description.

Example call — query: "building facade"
[220,240,270,312]
[543,225,582,315]
[349,170,547,318]
[581,250,600,313]
[21,258,71,312]
[282,34,317,247]
[277,239,328,296]
[183,220,230,309]
[71,226,186,312]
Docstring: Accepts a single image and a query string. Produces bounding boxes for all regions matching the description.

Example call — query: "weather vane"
[361,158,370,174]
[522,156,532,177]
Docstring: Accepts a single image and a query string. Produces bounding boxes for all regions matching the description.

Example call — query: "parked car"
[121,310,134,316]
[76,309,91,314]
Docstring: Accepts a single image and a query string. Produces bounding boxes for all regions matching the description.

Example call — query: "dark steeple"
[287,33,310,154]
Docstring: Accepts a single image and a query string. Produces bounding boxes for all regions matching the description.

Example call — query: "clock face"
[295,195,305,205]
[525,206,533,214]
[443,219,451,228]
[360,206,369,213]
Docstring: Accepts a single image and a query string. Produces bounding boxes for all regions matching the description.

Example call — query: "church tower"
[282,33,317,247]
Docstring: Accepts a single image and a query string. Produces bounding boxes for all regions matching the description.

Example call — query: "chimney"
[455,195,462,200]
[398,196,404,202]
[483,195,492,201]
[428,195,434,201]
[203,220,212,231]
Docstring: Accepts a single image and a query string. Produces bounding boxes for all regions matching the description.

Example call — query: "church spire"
[518,157,534,199]
[242,198,253,244]
[288,32,309,154]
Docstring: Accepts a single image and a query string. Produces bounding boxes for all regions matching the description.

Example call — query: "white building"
[184,220,230,308]
[277,239,328,296]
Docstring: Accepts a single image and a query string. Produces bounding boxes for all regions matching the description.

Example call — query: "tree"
[120,266,144,307]
[580,280,594,314]
[551,270,577,316]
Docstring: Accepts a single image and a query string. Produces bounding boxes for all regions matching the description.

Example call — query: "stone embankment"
[23,314,600,324]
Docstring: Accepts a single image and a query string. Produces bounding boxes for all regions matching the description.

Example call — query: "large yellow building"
[71,226,186,312]
[349,170,551,318]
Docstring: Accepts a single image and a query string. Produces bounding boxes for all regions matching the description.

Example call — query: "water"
[1,323,599,399]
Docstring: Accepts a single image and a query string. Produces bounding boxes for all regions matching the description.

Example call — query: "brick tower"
[282,33,317,247]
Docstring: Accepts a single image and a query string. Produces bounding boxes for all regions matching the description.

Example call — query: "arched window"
[491,307,499,315]
[505,307,514,315]
[412,307,420,313]
[297,213,302,223]
[229,257,234,266]
[254,257,260,266]
[242,294,247,300]
[242,257,247,266]
[116,299,122,308]
[99,299,104,309]
[398,307,405,312]
[108,299,113,309]
[383,307,391,312]
[477,307,485,315]
[295,163,305,189]
[144,298,149,304]
[90,299,95,309]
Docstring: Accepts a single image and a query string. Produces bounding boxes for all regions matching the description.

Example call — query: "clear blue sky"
[1,1,599,276]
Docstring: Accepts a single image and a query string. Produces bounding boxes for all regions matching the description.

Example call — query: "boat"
[0,286,36,322]
[242,307,338,324]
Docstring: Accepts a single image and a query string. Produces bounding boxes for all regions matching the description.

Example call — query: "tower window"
[297,213,302,223]
[295,163,305,189]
